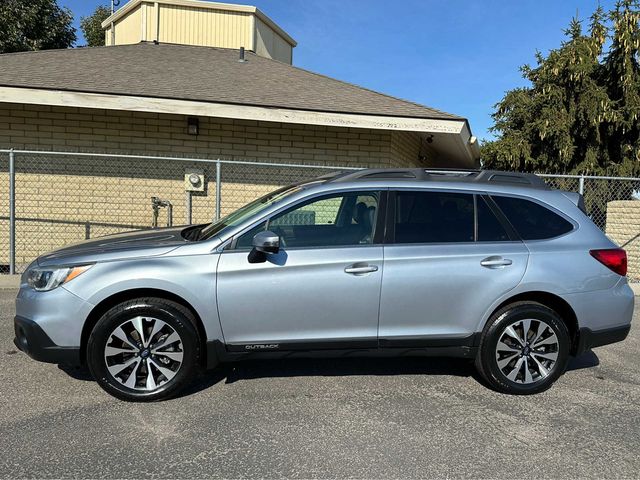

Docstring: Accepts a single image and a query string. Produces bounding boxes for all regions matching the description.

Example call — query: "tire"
[87,297,200,402]
[475,301,570,395]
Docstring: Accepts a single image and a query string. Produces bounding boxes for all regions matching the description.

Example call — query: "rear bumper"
[575,324,631,356]
[14,316,80,365]
[563,281,634,355]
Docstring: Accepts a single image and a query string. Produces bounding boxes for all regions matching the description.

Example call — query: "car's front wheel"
[475,301,570,395]
[87,297,200,401]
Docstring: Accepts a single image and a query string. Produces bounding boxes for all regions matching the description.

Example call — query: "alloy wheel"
[495,318,559,384]
[103,316,184,391]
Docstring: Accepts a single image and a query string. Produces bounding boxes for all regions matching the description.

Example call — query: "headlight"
[26,265,93,292]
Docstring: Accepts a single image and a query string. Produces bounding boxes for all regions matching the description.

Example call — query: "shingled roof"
[0,42,463,121]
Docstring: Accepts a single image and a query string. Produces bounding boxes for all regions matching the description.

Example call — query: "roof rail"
[327,168,550,190]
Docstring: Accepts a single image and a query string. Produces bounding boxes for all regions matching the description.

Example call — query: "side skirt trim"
[206,334,480,367]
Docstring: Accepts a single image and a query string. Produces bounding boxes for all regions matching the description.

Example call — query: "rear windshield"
[491,196,573,240]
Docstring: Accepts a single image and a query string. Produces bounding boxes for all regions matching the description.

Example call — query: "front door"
[378,190,529,345]
[216,190,384,351]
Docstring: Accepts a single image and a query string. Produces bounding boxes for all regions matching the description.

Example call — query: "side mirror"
[252,230,280,254]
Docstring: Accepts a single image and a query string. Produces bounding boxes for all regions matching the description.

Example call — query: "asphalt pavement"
[1,288,639,478]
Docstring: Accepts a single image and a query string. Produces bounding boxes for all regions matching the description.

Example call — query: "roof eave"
[0,84,476,166]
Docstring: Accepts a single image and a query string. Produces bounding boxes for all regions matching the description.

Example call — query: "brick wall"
[0,102,429,270]
[0,103,428,166]
[605,200,640,281]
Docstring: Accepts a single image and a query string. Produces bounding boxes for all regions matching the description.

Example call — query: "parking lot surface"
[1,288,639,479]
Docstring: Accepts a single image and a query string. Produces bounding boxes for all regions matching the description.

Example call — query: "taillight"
[590,248,627,276]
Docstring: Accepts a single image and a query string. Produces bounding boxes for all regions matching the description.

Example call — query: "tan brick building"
[0,0,479,271]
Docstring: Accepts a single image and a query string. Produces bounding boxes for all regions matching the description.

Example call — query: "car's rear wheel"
[475,301,570,395]
[87,298,200,401]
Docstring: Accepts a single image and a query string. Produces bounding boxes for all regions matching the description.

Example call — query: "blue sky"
[60,0,617,141]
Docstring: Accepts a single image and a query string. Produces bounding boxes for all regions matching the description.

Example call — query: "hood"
[37,226,190,267]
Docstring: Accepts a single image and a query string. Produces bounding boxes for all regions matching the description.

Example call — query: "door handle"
[344,263,379,275]
[480,256,513,268]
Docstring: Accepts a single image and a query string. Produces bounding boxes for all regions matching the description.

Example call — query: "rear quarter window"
[491,196,573,240]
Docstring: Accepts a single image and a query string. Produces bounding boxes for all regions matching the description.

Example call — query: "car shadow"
[567,350,600,371]
[57,350,602,399]
[184,350,603,397]
[224,356,475,381]
[58,364,93,381]
[177,356,479,398]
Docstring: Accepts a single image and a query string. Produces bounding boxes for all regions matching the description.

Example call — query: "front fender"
[62,253,223,342]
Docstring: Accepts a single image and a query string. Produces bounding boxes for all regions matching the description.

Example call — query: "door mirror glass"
[252,230,280,254]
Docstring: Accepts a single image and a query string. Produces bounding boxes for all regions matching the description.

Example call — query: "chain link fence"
[539,174,640,230]
[0,150,354,274]
[2,149,640,281]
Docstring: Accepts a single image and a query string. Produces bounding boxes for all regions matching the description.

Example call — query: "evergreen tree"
[482,1,640,176]
[80,5,111,48]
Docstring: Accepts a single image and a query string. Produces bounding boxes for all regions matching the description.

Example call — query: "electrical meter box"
[184,169,205,192]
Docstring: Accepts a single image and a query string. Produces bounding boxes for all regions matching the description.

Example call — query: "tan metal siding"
[255,17,292,63]
[106,0,294,63]
[157,4,253,49]
[113,5,143,45]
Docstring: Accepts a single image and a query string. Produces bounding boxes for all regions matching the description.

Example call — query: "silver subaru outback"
[14,168,633,401]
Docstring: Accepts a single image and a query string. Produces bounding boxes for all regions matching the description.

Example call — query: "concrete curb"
[0,275,20,289]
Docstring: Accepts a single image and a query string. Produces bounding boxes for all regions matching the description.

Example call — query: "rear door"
[378,189,529,346]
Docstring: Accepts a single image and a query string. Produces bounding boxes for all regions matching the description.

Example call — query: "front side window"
[236,191,379,248]
[491,196,573,240]
[394,191,474,243]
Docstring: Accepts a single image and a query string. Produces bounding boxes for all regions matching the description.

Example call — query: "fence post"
[215,160,221,221]
[579,174,585,195]
[9,149,15,275]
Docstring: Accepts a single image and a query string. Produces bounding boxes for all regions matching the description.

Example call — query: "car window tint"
[237,192,379,249]
[477,197,510,242]
[394,191,474,243]
[492,196,573,240]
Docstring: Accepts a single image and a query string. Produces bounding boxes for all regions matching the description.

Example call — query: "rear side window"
[491,196,573,240]
[394,191,474,243]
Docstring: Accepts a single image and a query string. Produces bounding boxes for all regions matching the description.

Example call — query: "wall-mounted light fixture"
[187,117,199,136]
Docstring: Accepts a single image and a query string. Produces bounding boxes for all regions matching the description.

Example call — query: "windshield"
[198,185,303,240]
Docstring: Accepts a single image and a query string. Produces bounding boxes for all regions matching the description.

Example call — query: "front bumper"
[14,316,81,365]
